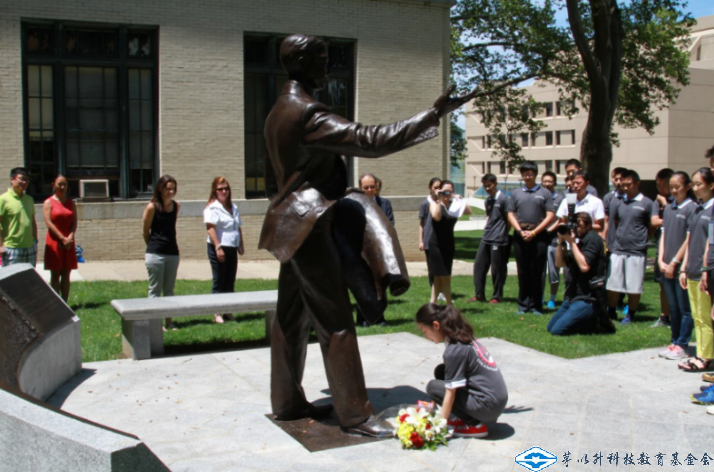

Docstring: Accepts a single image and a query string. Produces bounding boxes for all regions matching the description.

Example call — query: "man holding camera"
[547,212,608,335]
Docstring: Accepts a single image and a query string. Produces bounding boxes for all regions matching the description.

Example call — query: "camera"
[557,193,578,235]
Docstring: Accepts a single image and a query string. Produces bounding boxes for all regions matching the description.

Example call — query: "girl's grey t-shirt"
[443,339,509,412]
[687,202,712,280]
[482,191,510,246]
[662,199,696,262]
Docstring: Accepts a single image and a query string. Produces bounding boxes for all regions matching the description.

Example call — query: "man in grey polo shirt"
[603,167,627,255]
[471,174,511,303]
[541,171,564,309]
[507,161,555,314]
[606,169,654,323]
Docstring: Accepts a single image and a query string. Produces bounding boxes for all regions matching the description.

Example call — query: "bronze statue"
[259,34,475,437]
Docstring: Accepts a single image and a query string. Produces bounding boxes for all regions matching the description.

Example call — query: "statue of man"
[259,33,474,437]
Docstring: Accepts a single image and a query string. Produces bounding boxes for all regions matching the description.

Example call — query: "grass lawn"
[71,273,668,363]
[458,206,486,220]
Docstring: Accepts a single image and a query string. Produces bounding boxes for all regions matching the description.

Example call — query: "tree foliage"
[452,0,693,191]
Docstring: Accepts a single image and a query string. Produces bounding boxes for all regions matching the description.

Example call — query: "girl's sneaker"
[447,417,465,428]
[700,384,714,392]
[691,390,714,405]
[453,422,488,438]
[658,345,675,358]
[663,345,688,360]
[703,372,714,383]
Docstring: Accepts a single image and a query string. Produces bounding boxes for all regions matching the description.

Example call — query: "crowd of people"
[415,153,714,407]
[4,151,714,417]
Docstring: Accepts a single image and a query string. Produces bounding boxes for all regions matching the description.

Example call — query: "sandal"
[678,357,712,372]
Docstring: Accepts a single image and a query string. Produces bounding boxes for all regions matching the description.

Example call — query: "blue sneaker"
[692,390,714,405]
[622,305,629,315]
[547,300,556,310]
[700,384,714,392]
[620,316,632,325]
[531,310,543,316]
[516,311,526,316]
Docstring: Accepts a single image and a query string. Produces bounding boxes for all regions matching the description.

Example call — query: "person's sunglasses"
[442,191,452,196]
[216,187,229,192]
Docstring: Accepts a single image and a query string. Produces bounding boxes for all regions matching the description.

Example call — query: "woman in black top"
[428,180,472,304]
[142,175,180,331]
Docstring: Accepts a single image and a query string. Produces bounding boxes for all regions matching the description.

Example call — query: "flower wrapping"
[394,406,448,451]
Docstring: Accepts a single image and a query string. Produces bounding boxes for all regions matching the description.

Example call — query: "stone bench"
[111,290,278,360]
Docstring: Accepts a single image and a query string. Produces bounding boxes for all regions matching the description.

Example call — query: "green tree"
[452,0,693,193]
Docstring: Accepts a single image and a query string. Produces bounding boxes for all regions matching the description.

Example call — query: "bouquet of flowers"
[394,403,448,451]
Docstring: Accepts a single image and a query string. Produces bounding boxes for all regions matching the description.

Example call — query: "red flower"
[410,431,424,449]
[425,423,431,430]
[399,414,409,423]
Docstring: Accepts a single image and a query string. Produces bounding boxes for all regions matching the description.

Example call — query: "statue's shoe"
[341,416,394,438]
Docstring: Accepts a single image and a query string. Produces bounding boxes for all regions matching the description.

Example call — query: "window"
[545,131,553,146]
[556,130,576,146]
[544,102,553,117]
[244,34,355,199]
[521,133,528,147]
[23,22,158,199]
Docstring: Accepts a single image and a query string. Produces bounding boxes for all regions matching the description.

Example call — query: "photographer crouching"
[547,212,614,335]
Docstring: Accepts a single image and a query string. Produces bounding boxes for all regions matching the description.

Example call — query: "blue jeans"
[547,300,594,335]
[661,277,693,347]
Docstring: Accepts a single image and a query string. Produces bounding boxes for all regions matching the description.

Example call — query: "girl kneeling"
[416,303,508,438]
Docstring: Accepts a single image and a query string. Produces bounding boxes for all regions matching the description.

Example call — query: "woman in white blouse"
[204,177,245,323]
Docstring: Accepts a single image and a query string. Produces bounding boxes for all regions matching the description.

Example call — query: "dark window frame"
[243,33,356,199]
[21,20,159,200]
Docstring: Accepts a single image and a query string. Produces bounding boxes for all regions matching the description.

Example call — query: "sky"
[455,0,714,130]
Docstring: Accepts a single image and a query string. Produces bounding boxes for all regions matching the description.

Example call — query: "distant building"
[464,15,714,195]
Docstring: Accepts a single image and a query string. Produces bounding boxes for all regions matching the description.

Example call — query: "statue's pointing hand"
[433,84,478,119]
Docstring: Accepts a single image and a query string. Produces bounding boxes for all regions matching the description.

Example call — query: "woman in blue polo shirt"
[658,171,697,361]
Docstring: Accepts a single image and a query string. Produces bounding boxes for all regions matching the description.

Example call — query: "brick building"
[0,0,453,261]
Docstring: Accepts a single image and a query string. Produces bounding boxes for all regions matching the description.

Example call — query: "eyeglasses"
[442,191,452,196]
[13,177,29,184]
[216,187,229,192]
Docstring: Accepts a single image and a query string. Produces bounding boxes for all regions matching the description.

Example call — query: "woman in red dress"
[43,174,77,302]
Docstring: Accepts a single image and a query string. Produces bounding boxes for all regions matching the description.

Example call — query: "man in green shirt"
[0,168,38,267]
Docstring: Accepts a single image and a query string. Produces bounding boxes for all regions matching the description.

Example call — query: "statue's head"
[280,34,329,91]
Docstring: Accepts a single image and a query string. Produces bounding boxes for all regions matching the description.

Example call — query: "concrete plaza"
[47,332,713,471]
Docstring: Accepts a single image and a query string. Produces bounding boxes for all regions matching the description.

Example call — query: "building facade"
[464,15,714,194]
[1,0,453,261]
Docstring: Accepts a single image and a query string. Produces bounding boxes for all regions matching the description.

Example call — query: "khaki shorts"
[606,253,645,294]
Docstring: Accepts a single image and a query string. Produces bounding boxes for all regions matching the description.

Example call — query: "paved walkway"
[47,333,713,471]
[36,220,512,283]
[37,259,481,283]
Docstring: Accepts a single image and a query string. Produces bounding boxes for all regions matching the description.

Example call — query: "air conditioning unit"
[79,180,110,201]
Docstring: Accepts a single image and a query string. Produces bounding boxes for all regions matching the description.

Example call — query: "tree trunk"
[580,106,613,197]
